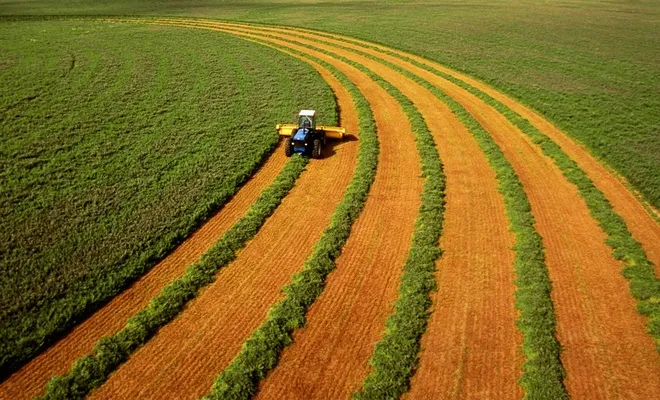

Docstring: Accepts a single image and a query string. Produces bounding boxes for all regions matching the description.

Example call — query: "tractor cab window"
[299,115,314,130]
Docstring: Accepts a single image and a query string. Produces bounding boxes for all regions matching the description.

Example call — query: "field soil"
[219,24,524,399]
[88,58,359,400]
[0,145,287,400]
[283,26,660,397]
[197,21,660,399]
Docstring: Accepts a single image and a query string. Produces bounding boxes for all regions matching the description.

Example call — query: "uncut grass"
[2,1,658,210]
[0,20,338,375]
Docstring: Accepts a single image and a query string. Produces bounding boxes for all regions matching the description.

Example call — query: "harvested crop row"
[291,26,660,278]
[427,70,660,347]
[376,60,565,398]
[202,39,379,400]
[85,35,360,400]
[199,22,522,400]
[262,24,660,398]
[0,146,287,400]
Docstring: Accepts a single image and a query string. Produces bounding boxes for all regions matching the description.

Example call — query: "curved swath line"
[155,19,660,399]
[248,21,660,276]
[219,23,660,399]
[198,18,660,277]
[0,146,288,399]
[189,23,523,399]
[86,25,363,400]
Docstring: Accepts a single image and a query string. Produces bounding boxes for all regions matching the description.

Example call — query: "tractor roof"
[299,110,316,117]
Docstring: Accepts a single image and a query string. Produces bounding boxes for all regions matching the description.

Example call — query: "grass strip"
[259,31,568,398]
[433,71,660,350]
[201,42,379,400]
[38,155,308,400]
[213,27,447,399]
[350,65,445,399]
[211,26,565,398]
[277,28,660,343]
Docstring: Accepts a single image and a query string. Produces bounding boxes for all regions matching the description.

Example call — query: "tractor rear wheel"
[284,137,293,157]
[312,139,322,159]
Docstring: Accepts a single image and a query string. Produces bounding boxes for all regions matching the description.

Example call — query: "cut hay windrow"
[274,29,660,340]
[340,47,567,398]
[427,72,660,349]
[197,24,446,399]
[201,24,562,398]
[347,62,446,400]
[201,40,379,400]
[38,155,308,400]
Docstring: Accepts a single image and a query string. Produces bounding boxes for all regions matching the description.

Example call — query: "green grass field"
[2,0,659,391]
[0,19,337,373]
[2,0,658,209]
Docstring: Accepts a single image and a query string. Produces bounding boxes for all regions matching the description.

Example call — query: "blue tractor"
[276,110,345,159]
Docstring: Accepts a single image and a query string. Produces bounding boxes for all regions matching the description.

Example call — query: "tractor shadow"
[321,133,358,159]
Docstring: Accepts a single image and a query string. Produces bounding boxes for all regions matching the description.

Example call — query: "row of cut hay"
[253,27,566,398]
[201,39,379,400]
[346,61,446,399]
[343,44,567,398]
[430,69,660,350]
[285,28,660,347]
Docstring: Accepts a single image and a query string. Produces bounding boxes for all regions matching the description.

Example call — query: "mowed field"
[1,1,660,400]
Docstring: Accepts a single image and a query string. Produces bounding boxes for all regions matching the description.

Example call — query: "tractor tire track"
[236,24,660,399]
[0,146,287,400]
[206,24,523,399]
[88,50,360,400]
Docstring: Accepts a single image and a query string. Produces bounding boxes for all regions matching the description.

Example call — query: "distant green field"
[2,0,657,209]
[0,19,337,373]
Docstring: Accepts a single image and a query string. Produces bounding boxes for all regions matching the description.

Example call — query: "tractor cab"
[298,110,316,131]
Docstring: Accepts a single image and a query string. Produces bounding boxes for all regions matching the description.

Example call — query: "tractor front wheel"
[284,137,293,157]
[312,139,322,159]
